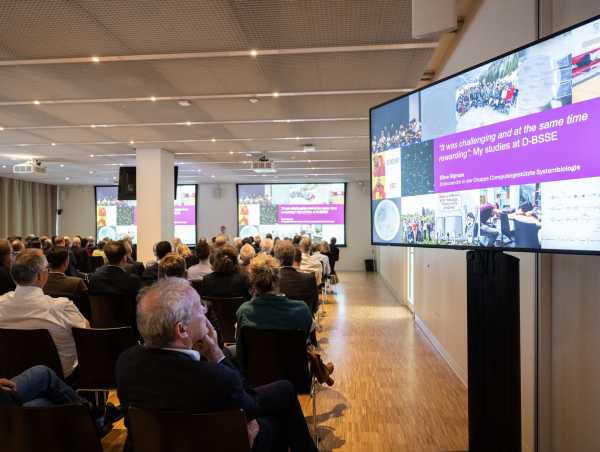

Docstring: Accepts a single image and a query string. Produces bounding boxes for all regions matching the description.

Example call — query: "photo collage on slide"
[238,183,346,245]
[371,17,600,251]
[95,185,197,245]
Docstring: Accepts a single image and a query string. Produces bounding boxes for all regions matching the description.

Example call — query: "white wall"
[57,181,373,271]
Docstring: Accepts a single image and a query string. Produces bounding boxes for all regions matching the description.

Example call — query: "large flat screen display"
[237,183,346,245]
[371,15,600,253]
[95,185,197,245]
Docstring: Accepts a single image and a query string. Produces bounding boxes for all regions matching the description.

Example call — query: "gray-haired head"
[11,249,47,285]
[136,277,204,348]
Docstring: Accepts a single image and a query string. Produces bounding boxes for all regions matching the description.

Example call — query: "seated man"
[141,240,172,283]
[0,365,114,436]
[0,249,89,378]
[158,253,187,278]
[44,246,88,300]
[116,278,317,452]
[0,239,16,296]
[275,240,319,314]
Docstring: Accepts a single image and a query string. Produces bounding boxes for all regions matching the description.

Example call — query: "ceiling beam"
[0,42,438,67]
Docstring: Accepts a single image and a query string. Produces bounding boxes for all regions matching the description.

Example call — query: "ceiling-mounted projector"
[13,159,46,175]
[252,155,276,173]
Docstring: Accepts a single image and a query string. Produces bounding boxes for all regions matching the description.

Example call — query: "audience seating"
[0,328,63,379]
[89,294,133,328]
[72,326,138,405]
[240,327,317,439]
[46,291,92,322]
[0,404,103,452]
[203,296,245,344]
[128,407,250,452]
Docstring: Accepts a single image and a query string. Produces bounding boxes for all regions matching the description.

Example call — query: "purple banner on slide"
[277,204,344,224]
[433,97,600,193]
[174,205,195,225]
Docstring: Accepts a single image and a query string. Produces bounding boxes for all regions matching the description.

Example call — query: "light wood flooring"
[102,272,468,451]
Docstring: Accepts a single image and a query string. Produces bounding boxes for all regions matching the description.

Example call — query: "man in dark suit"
[141,240,172,284]
[275,240,319,314]
[71,237,90,274]
[116,278,317,452]
[0,240,16,295]
[88,240,141,326]
[44,246,90,319]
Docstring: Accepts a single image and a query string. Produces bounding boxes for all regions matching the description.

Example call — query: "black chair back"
[45,291,91,322]
[72,327,138,390]
[0,405,102,452]
[89,256,105,272]
[89,294,132,328]
[0,328,63,379]
[203,296,245,344]
[128,407,250,452]
[240,327,311,393]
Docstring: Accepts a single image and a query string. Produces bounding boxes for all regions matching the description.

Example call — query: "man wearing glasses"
[0,249,89,379]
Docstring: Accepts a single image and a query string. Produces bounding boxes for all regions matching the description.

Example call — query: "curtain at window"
[0,177,57,238]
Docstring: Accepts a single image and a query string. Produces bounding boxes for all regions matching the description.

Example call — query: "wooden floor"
[102,272,468,451]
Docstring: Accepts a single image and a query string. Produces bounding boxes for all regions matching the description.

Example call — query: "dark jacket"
[88,265,141,303]
[278,267,319,314]
[200,272,251,300]
[0,264,16,296]
[141,262,159,285]
[71,246,90,273]
[44,272,88,299]
[116,346,259,419]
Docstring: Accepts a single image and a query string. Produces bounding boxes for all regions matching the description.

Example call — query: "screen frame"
[94,184,199,245]
[236,182,348,247]
[369,13,600,255]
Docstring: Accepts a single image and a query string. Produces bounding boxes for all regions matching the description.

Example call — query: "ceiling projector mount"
[13,159,46,175]
[251,155,276,173]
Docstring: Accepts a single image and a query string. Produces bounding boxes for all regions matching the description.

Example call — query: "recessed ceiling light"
[90,154,95,158]
[150,96,156,102]
[211,174,215,178]
[91,56,100,63]
[129,140,135,144]
[211,138,216,143]
[178,100,192,107]
[90,124,96,128]
[197,169,202,172]
[65,177,70,181]
[119,163,123,166]
[51,142,56,146]
[308,159,312,162]
[113,177,117,180]
[1,165,6,169]
[89,170,94,174]
[229,151,234,155]
[246,153,252,157]
[33,100,41,105]
[286,120,291,123]
[0,127,4,131]
[273,92,279,98]
[250,49,258,57]
[248,98,259,104]
[185,121,192,126]
[295,137,300,140]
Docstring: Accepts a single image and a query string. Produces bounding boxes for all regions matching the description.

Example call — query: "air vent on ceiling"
[13,160,46,175]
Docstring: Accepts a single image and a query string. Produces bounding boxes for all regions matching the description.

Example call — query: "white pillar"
[136,148,174,263]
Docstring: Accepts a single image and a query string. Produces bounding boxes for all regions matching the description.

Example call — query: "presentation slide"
[237,183,346,245]
[95,185,197,245]
[370,16,600,252]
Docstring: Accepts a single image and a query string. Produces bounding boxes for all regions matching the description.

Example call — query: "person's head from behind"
[159,253,187,278]
[292,235,301,246]
[11,249,48,288]
[330,237,337,246]
[265,233,273,240]
[311,243,320,255]
[233,237,243,250]
[10,239,24,254]
[154,240,172,260]
[137,278,208,349]
[72,237,81,248]
[64,236,71,248]
[212,244,238,275]
[195,239,210,261]
[319,241,330,254]
[104,240,127,266]
[53,235,65,247]
[175,242,192,258]
[249,254,280,296]
[239,244,255,266]
[214,235,227,248]
[274,240,295,267]
[260,238,274,255]
[46,246,69,272]
[122,240,133,258]
[220,225,226,235]
[0,240,12,267]
[27,237,42,249]
[299,236,311,254]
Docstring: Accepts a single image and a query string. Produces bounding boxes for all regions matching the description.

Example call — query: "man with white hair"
[259,238,274,256]
[116,278,317,452]
[0,249,89,378]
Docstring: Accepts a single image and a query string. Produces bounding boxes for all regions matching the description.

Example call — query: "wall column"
[136,148,174,263]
